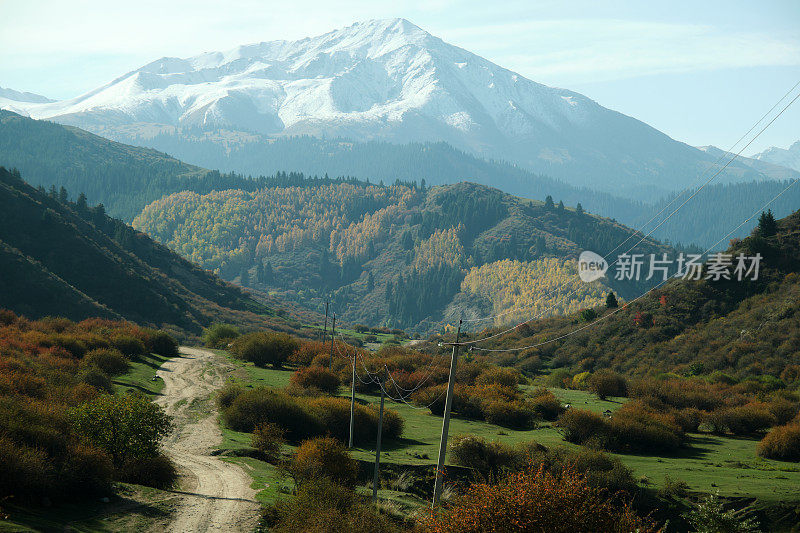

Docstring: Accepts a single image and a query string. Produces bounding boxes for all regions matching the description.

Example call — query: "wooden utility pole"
[372,377,385,503]
[328,313,336,369]
[348,355,356,449]
[321,300,329,343]
[432,320,462,507]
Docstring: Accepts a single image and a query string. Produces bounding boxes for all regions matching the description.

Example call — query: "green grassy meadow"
[218,355,800,506]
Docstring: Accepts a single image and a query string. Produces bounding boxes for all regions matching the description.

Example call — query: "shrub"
[57,443,113,495]
[658,475,689,500]
[117,453,177,489]
[223,388,317,439]
[290,366,340,394]
[568,448,637,494]
[420,464,657,532]
[0,436,51,499]
[81,348,129,376]
[71,394,173,468]
[449,435,519,477]
[673,407,703,433]
[289,437,358,487]
[721,402,777,436]
[146,331,179,356]
[529,388,565,421]
[230,332,299,368]
[111,335,147,357]
[217,381,245,409]
[482,400,535,429]
[768,399,800,426]
[252,423,286,463]
[305,396,403,443]
[270,477,402,533]
[587,370,628,400]
[289,340,327,366]
[474,367,522,388]
[77,366,114,392]
[547,368,573,388]
[557,409,607,445]
[202,323,241,348]
[607,402,684,453]
[757,422,800,461]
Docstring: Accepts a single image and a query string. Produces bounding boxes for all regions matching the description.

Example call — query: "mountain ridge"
[1,18,781,199]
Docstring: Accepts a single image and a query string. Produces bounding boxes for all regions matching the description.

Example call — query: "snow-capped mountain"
[698,145,800,180]
[752,141,800,173]
[2,19,775,198]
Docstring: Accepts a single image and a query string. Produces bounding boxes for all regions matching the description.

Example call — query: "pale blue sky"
[1,0,798,153]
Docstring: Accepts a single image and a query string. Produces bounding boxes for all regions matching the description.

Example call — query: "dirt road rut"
[155,347,260,533]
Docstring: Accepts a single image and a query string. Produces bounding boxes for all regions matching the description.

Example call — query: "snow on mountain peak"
[2,18,766,195]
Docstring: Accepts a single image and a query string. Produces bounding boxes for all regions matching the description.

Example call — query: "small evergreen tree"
[757,209,777,236]
[58,186,69,203]
[606,292,618,308]
[683,491,759,533]
[76,192,88,212]
[544,195,555,209]
[576,203,584,215]
[557,200,565,211]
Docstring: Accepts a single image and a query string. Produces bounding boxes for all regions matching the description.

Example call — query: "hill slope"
[0,166,299,334]
[133,180,675,332]
[474,208,800,380]
[2,19,778,200]
[0,109,207,220]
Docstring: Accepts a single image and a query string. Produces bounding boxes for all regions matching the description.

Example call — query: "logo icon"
[578,250,608,283]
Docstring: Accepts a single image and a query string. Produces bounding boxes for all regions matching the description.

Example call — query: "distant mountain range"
[752,140,800,173]
[1,18,791,200]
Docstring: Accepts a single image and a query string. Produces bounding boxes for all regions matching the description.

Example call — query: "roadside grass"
[215,354,800,505]
[0,484,178,532]
[113,352,174,397]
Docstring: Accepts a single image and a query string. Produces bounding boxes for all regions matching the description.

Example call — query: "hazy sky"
[1,0,798,153]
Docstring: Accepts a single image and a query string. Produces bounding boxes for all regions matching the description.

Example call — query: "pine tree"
[544,195,554,209]
[606,292,619,309]
[76,193,88,212]
[576,203,584,215]
[58,186,69,203]
[757,209,777,236]
[557,200,565,211]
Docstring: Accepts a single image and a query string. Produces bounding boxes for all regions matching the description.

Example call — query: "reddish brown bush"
[289,437,358,487]
[587,370,627,400]
[475,367,523,388]
[529,388,565,421]
[290,366,340,394]
[720,402,777,436]
[757,422,800,461]
[419,464,657,532]
[556,409,607,445]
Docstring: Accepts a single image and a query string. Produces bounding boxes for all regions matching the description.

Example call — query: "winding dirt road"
[155,347,260,533]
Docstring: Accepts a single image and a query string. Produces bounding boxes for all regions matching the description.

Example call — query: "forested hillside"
[3,112,798,251]
[469,209,800,381]
[0,167,307,335]
[134,180,674,332]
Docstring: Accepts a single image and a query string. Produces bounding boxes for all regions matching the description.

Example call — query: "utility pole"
[432,320,462,507]
[348,354,356,449]
[372,375,385,503]
[321,300,329,343]
[328,313,336,369]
